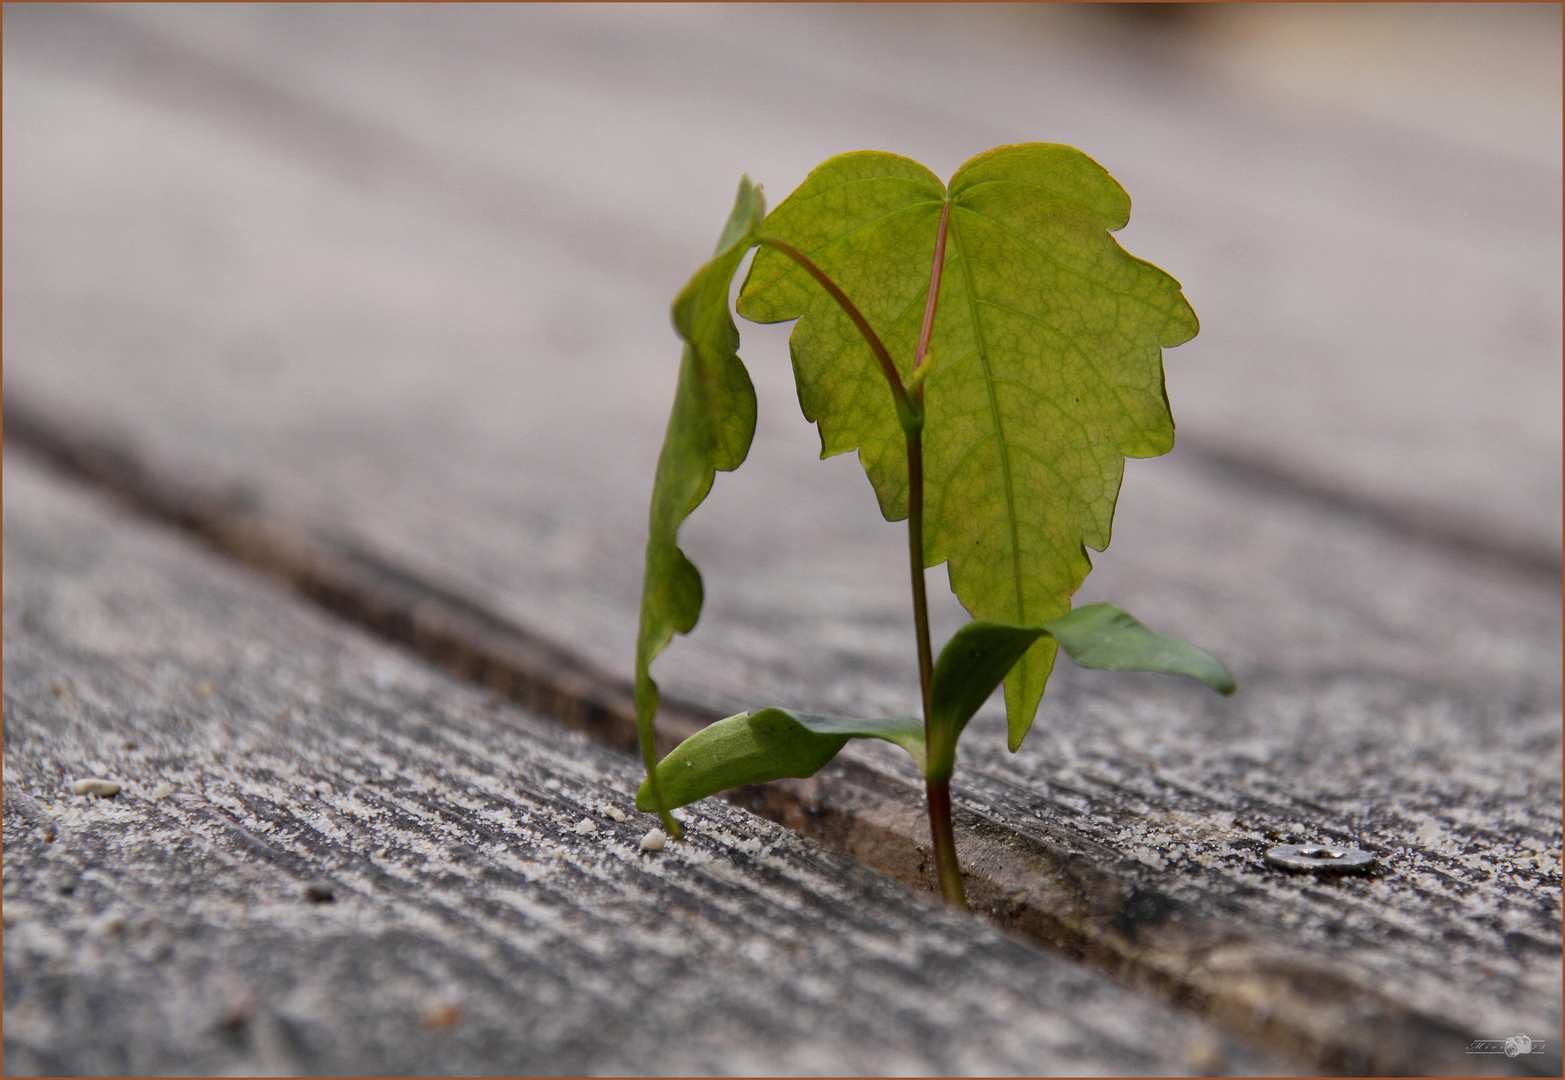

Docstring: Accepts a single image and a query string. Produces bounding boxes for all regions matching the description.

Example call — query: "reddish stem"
[758,207,966,909]
[756,234,915,431]
[926,779,967,907]
[911,202,962,908]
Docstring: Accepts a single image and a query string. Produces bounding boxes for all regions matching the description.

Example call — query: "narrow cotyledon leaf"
[636,709,925,812]
[737,145,1198,752]
[1044,603,1234,695]
[634,179,766,834]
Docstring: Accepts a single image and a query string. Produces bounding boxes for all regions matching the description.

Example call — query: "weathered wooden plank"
[3,4,1559,1075]
[3,457,1294,1077]
[12,418,1557,1078]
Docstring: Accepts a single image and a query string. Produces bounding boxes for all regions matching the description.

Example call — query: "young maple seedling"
[633,145,1232,908]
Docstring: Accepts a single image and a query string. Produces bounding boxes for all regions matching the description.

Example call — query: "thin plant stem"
[756,235,918,433]
[909,202,964,907]
[906,428,934,742]
[758,212,966,907]
[908,425,962,907]
[926,778,965,905]
[912,203,951,379]
[908,202,951,717]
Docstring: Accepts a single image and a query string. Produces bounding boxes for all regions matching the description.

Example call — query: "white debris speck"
[640,828,667,852]
[604,806,627,823]
[544,778,562,792]
[89,910,127,939]
[71,778,120,798]
[238,742,257,757]
[151,783,174,801]
[573,818,598,835]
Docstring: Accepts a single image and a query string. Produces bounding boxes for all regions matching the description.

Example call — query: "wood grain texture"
[4,457,1293,1077]
[3,4,1559,1074]
[11,411,1559,1075]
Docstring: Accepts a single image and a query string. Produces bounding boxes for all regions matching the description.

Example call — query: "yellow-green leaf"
[1044,603,1235,695]
[737,144,1197,750]
[634,179,765,833]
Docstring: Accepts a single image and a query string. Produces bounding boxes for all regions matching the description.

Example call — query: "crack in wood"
[4,400,1553,1076]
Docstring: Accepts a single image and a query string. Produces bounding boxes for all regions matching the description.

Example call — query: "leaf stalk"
[756,234,921,435]
[908,202,964,907]
[759,207,966,908]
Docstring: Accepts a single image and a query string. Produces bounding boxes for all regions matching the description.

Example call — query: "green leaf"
[737,145,1198,752]
[634,179,766,832]
[926,620,1047,780]
[1043,603,1235,695]
[635,708,923,812]
[793,711,927,773]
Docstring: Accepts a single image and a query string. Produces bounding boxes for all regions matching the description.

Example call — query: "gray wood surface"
[4,457,1291,1077]
[4,3,1560,1075]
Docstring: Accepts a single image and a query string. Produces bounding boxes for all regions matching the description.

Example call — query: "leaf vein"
[949,208,1026,624]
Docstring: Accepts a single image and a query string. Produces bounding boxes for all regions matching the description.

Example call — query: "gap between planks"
[4,398,1548,1078]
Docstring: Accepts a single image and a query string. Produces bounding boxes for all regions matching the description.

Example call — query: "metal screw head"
[1266,843,1375,873]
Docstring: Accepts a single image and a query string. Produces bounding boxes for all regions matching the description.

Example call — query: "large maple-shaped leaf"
[738,144,1197,749]
[634,178,765,830]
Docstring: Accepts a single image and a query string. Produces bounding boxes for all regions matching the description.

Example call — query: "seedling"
[634,145,1232,908]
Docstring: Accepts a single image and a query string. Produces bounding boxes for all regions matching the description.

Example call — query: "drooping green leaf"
[634,179,766,832]
[1043,603,1234,695]
[635,708,924,812]
[737,145,1198,752]
[926,620,1047,780]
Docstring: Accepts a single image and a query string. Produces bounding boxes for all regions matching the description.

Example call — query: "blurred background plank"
[6,2,1558,561]
[5,3,1559,1074]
